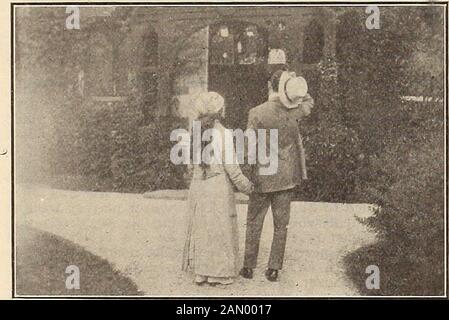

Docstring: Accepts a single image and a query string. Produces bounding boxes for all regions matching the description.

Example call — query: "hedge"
[48,98,187,193]
[344,100,444,295]
[337,8,445,295]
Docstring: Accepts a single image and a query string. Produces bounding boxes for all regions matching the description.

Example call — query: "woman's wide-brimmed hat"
[193,91,225,119]
[279,71,308,109]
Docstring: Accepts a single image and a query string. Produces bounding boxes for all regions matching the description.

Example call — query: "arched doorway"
[208,22,269,130]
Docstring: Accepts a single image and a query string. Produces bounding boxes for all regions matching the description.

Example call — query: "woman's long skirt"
[182,172,239,280]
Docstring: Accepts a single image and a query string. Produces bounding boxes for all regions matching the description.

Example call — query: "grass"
[343,241,445,296]
[16,226,143,296]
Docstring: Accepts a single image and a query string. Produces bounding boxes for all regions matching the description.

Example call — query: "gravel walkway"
[16,184,376,296]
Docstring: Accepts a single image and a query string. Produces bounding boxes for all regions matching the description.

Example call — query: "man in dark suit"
[240,70,314,282]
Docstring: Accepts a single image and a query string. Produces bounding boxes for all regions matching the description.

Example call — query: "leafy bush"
[345,101,444,295]
[337,7,445,295]
[110,99,187,192]
[48,100,116,191]
[134,117,188,192]
[109,100,145,192]
[79,103,115,179]
[300,115,361,203]
[299,59,362,202]
[48,98,187,193]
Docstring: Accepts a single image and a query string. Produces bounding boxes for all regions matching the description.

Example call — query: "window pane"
[237,25,266,65]
[210,25,235,65]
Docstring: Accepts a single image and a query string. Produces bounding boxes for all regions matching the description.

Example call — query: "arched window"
[85,33,114,96]
[302,19,324,64]
[112,27,159,100]
[210,24,235,65]
[137,30,159,124]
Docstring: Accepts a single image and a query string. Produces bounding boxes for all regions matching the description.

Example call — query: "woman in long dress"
[182,92,254,285]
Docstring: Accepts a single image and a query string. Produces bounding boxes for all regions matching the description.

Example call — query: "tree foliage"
[337,7,445,295]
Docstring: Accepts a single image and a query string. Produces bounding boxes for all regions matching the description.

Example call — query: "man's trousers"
[243,189,293,270]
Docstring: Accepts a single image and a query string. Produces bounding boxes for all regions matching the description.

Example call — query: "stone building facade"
[79,6,336,129]
[14,5,338,188]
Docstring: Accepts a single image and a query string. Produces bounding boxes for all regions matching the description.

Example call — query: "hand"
[249,183,256,194]
[244,182,255,195]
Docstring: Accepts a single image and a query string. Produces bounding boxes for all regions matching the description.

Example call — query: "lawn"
[16,225,142,296]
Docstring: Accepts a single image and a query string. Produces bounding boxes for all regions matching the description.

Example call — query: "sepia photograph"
[10,2,447,298]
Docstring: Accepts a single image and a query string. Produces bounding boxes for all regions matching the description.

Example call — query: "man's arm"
[296,94,313,179]
[298,93,314,118]
[244,109,257,179]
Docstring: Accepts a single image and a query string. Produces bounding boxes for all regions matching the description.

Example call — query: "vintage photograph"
[12,3,446,297]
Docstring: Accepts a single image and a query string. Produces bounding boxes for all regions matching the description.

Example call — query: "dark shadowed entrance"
[208,22,268,130]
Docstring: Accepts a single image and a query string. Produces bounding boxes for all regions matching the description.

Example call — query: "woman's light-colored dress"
[182,122,253,284]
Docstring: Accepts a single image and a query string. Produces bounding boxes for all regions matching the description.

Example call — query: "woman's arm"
[220,126,254,195]
[224,161,254,195]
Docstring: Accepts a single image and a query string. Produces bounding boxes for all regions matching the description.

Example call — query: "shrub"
[338,7,445,295]
[109,99,145,192]
[344,101,444,295]
[133,117,188,192]
[110,98,187,193]
[299,60,362,202]
[48,97,188,193]
[48,100,116,191]
[78,103,115,180]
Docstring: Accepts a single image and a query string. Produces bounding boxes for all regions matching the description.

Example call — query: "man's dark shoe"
[239,267,253,279]
[265,269,279,282]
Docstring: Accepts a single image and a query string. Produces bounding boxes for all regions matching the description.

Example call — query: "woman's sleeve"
[221,135,253,194]
[224,161,254,195]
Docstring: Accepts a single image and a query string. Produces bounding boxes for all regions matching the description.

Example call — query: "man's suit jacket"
[247,94,313,193]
